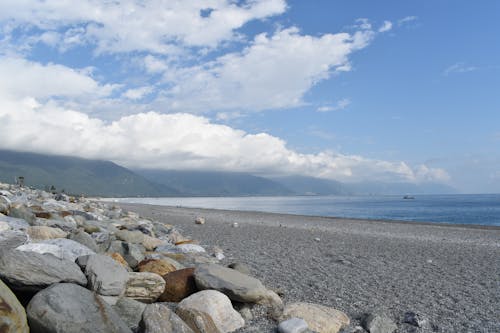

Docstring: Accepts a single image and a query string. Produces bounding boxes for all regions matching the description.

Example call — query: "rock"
[108,252,132,270]
[69,229,100,252]
[228,262,251,275]
[158,268,198,302]
[0,215,30,231]
[0,230,28,250]
[194,263,275,304]
[0,250,87,291]
[27,226,68,240]
[176,290,245,333]
[0,278,29,333]
[16,243,64,258]
[237,305,253,321]
[93,231,114,252]
[125,272,166,303]
[85,254,129,296]
[122,242,146,269]
[26,283,132,333]
[282,302,350,333]
[195,217,205,225]
[140,303,194,333]
[364,313,397,333]
[40,238,96,261]
[8,204,35,224]
[156,243,206,254]
[278,318,310,333]
[138,258,177,276]
[403,311,429,328]
[0,220,10,232]
[115,229,164,251]
[0,195,10,214]
[113,298,147,333]
[232,223,238,228]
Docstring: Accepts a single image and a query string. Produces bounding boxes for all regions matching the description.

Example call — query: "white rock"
[176,290,245,333]
[16,243,64,259]
[176,244,206,253]
[278,317,309,333]
[40,238,96,261]
[195,217,206,225]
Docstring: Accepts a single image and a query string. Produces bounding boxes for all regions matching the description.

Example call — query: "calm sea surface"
[111,194,500,227]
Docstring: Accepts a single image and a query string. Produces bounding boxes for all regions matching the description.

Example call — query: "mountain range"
[0,150,456,197]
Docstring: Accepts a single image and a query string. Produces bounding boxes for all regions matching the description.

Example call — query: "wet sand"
[119,203,500,333]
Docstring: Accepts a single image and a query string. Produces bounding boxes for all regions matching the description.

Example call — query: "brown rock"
[0,279,29,333]
[159,268,197,302]
[138,258,177,276]
[59,211,73,218]
[34,211,52,219]
[27,226,68,240]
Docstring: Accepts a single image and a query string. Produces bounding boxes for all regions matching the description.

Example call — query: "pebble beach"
[121,203,500,333]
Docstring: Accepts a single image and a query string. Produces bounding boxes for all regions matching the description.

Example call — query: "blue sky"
[0,0,498,193]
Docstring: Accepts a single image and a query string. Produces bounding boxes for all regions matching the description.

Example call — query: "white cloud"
[122,86,154,100]
[378,21,393,33]
[160,27,374,112]
[444,62,478,76]
[317,98,351,112]
[0,0,286,54]
[398,16,418,26]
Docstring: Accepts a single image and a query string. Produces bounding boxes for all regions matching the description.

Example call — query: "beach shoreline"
[119,203,500,332]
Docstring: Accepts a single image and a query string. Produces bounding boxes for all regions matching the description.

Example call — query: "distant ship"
[403,195,415,200]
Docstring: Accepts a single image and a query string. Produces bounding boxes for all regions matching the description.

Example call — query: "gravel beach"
[119,203,500,333]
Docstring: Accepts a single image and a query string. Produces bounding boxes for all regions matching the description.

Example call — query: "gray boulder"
[140,303,194,333]
[85,254,129,296]
[0,230,28,250]
[113,298,147,333]
[41,238,96,261]
[0,215,30,231]
[9,204,35,224]
[0,250,87,291]
[122,242,146,269]
[194,263,277,304]
[69,229,100,252]
[26,283,132,333]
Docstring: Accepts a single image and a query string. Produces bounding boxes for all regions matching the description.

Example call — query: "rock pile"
[0,182,352,333]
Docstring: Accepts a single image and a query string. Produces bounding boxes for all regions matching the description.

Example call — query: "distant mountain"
[269,175,349,195]
[345,181,458,195]
[134,169,293,196]
[0,150,178,197]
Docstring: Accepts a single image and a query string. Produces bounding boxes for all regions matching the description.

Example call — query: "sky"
[0,0,498,193]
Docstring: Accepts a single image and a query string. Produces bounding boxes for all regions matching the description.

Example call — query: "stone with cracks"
[0,250,87,291]
[26,283,132,333]
[140,303,194,333]
[112,297,147,333]
[124,272,166,303]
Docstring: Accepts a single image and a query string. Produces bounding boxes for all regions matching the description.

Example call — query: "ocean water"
[111,194,500,227]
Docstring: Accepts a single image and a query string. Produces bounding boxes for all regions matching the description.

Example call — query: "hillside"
[0,150,178,197]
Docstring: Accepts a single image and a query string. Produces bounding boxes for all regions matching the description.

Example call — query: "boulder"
[27,226,68,240]
[227,262,251,275]
[278,318,310,333]
[124,272,166,303]
[26,283,132,333]
[115,229,164,251]
[40,238,96,261]
[0,230,28,250]
[176,290,245,333]
[85,254,129,296]
[0,279,29,333]
[138,258,177,276]
[194,264,279,305]
[0,250,87,291]
[282,302,350,333]
[158,268,197,302]
[156,243,206,254]
[0,215,30,231]
[112,297,147,333]
[8,204,35,224]
[363,313,397,333]
[16,243,64,259]
[108,252,132,270]
[140,303,194,333]
[69,229,100,252]
[122,242,146,269]
[0,195,10,214]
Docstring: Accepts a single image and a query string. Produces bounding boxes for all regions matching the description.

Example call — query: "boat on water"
[403,195,415,200]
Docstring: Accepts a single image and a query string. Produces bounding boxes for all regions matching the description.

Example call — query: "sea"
[111,194,500,227]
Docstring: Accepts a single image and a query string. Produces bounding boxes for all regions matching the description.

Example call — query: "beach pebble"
[0,250,87,291]
[158,267,197,302]
[124,272,166,303]
[26,283,132,333]
[141,303,194,333]
[403,311,430,328]
[281,302,350,333]
[195,216,206,224]
[278,317,309,333]
[176,290,245,333]
[232,222,239,227]
[0,279,29,333]
[314,237,320,242]
[363,313,397,333]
